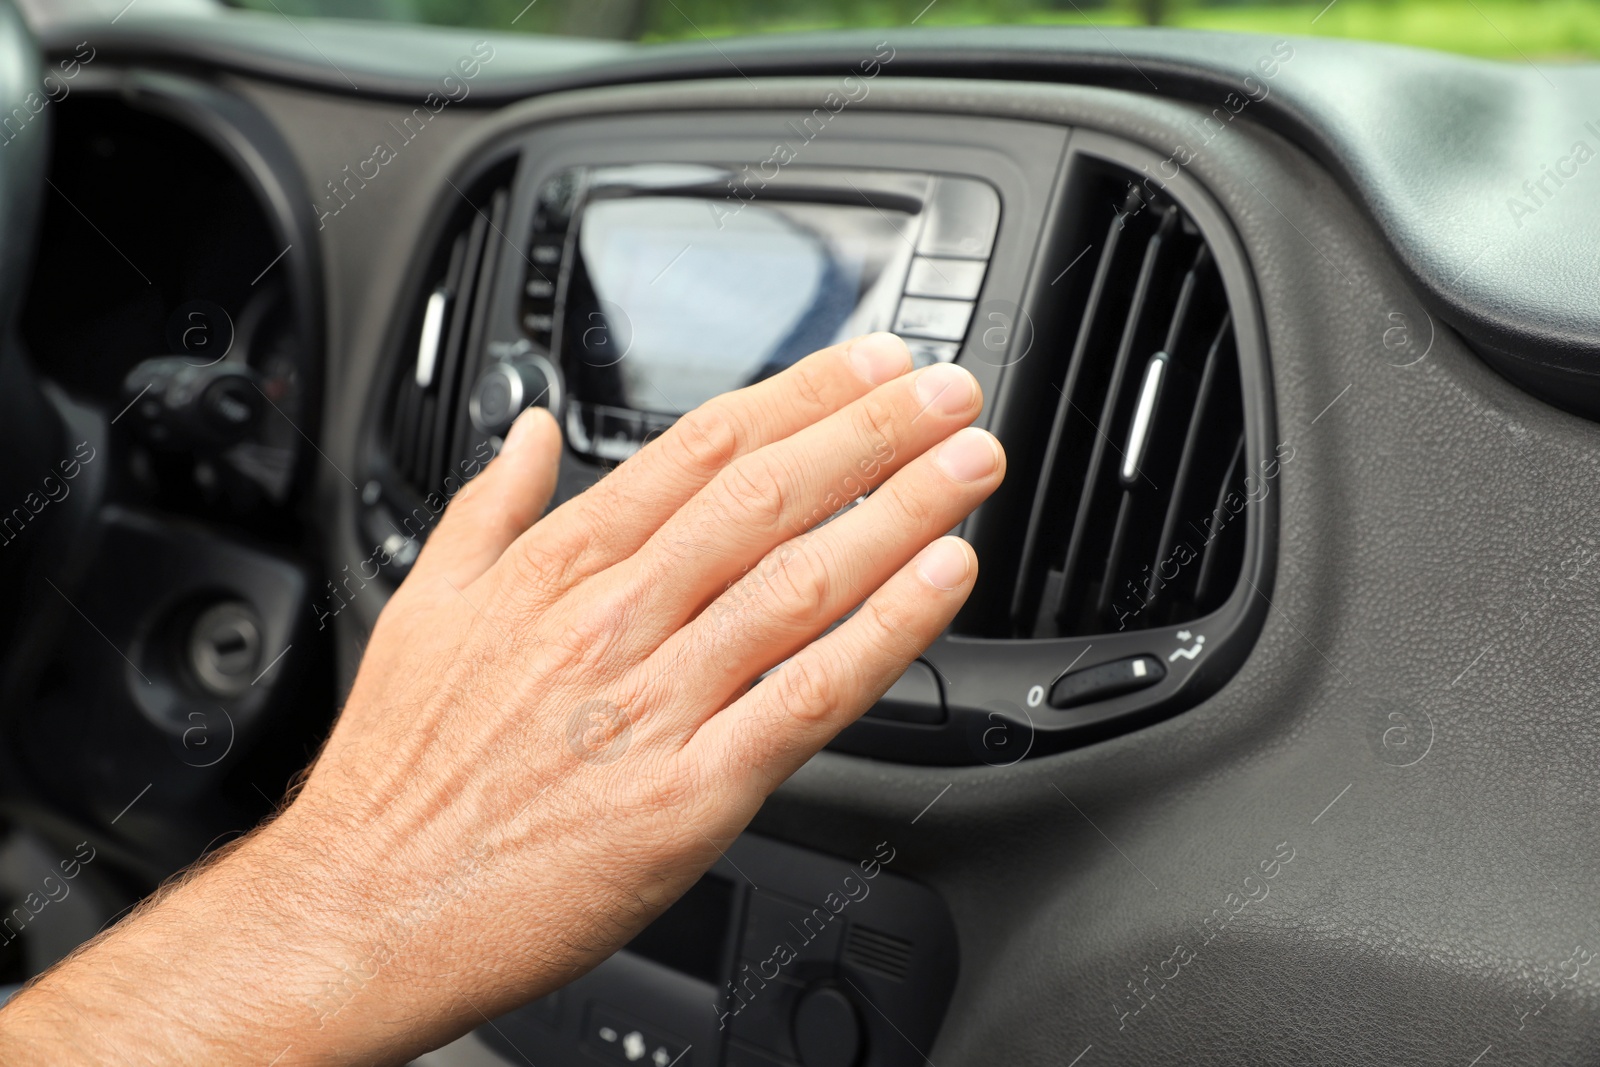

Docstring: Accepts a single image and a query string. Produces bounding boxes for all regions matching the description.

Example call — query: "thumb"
[406,405,562,591]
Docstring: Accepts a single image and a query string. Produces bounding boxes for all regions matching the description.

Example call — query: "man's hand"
[0,333,1004,1065]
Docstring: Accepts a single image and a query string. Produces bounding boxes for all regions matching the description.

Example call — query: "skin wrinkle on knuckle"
[580,500,646,559]
[695,556,765,640]
[789,359,828,411]
[706,539,829,654]
[881,475,936,530]
[672,400,743,477]
[766,537,834,626]
[505,534,574,597]
[545,586,638,676]
[851,392,903,476]
[858,594,916,658]
[627,688,697,754]
[638,759,700,817]
[710,455,787,533]
[605,666,674,735]
[749,542,798,602]
[771,653,839,728]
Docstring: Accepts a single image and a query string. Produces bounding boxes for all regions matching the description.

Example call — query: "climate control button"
[1048,655,1166,709]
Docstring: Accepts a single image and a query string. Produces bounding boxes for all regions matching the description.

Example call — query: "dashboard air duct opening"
[961,162,1254,641]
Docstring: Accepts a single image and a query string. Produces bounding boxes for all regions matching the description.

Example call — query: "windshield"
[224,0,1599,60]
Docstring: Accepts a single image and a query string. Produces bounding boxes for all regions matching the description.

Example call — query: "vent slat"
[1193,431,1246,606]
[390,380,421,486]
[428,224,482,495]
[1161,248,1208,353]
[452,187,510,472]
[416,393,438,490]
[1146,314,1231,614]
[1096,490,1137,619]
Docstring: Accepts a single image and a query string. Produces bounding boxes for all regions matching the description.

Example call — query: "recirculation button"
[1048,655,1166,709]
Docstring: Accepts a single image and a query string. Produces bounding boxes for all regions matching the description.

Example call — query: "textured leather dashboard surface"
[239,73,1600,1063]
[42,18,1600,414]
[759,88,1600,1066]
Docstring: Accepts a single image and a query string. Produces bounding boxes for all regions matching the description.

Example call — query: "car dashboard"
[3,6,1600,1065]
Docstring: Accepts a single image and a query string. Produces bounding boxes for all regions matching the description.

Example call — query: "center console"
[365,106,1271,770]
[366,100,1276,1067]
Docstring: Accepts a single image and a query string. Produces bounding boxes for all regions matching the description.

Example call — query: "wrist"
[0,816,388,1065]
[236,801,493,1062]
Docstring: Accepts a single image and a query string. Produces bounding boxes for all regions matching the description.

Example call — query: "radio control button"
[918,176,1000,259]
[524,276,556,300]
[904,339,960,368]
[522,311,555,336]
[894,297,975,342]
[531,239,564,267]
[905,256,987,300]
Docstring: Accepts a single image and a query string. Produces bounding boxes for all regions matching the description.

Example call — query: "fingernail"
[849,333,912,385]
[914,363,977,416]
[916,537,971,591]
[935,427,1001,483]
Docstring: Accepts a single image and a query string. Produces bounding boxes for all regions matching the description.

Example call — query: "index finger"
[515,332,913,583]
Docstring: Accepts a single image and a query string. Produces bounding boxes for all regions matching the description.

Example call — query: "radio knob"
[469,353,560,438]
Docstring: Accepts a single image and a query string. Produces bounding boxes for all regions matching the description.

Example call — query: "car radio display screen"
[564,195,913,421]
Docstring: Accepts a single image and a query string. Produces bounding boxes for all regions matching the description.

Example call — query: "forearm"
[0,801,620,1065]
[0,817,414,1065]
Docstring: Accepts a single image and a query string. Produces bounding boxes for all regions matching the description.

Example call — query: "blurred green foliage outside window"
[228,0,1600,60]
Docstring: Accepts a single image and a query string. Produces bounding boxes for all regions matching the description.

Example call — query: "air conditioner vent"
[843,924,914,981]
[385,160,516,500]
[993,179,1249,639]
